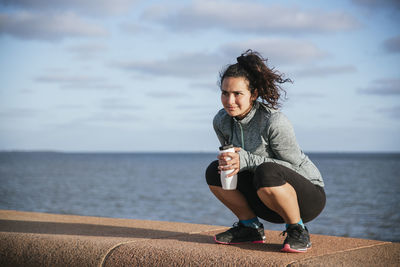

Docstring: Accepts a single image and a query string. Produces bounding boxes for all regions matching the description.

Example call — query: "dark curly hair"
[219,49,291,109]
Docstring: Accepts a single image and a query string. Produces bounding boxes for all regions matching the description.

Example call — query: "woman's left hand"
[217,147,241,177]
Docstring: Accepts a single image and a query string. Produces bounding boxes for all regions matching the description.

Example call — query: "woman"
[205,50,325,253]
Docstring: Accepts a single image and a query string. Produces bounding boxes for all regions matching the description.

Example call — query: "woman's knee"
[257,182,296,199]
[205,160,221,186]
[253,162,286,189]
[256,186,277,197]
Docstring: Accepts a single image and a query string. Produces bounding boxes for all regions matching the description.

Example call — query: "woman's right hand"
[217,147,241,177]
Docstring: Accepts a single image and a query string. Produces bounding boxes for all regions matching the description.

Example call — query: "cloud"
[293,65,357,78]
[0,0,137,16]
[35,74,105,83]
[66,43,108,60]
[351,0,400,22]
[112,51,225,79]
[288,92,325,99]
[376,105,400,120]
[35,74,122,90]
[190,82,219,91]
[100,98,143,110]
[146,91,187,98]
[383,35,400,54]
[0,11,107,41]
[0,108,40,118]
[56,104,86,110]
[142,0,360,34]
[113,38,328,79]
[119,22,153,35]
[78,112,141,125]
[358,78,400,95]
[351,0,400,10]
[221,39,328,65]
[175,104,213,110]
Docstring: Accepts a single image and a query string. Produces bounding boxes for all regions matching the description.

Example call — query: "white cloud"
[358,78,400,95]
[100,98,143,110]
[0,0,137,16]
[293,65,357,78]
[190,82,219,90]
[142,0,360,34]
[112,52,226,78]
[84,112,140,123]
[35,74,122,90]
[377,105,400,119]
[288,92,325,99]
[146,91,187,99]
[66,43,108,60]
[221,39,328,65]
[119,22,152,35]
[35,74,105,84]
[56,104,86,110]
[0,11,107,41]
[112,38,328,78]
[0,108,40,118]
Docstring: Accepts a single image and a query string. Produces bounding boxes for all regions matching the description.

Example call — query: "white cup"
[219,144,238,190]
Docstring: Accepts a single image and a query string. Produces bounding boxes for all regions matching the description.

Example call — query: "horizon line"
[1,150,400,154]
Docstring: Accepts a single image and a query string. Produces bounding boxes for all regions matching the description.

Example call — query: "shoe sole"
[281,243,311,253]
[214,236,266,245]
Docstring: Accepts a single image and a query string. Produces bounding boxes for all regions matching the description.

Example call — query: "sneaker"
[281,224,311,253]
[214,222,266,244]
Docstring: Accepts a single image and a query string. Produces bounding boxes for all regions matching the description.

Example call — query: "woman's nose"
[228,94,235,104]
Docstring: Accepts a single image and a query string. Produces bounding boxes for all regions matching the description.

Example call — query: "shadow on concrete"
[236,243,283,252]
[0,219,283,252]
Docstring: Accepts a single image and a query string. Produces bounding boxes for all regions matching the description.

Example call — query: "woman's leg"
[256,183,301,224]
[252,162,326,252]
[205,160,266,244]
[209,186,256,220]
[206,160,256,220]
[253,162,325,224]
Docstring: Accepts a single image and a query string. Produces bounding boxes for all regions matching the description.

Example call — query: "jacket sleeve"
[238,113,304,172]
[213,114,227,146]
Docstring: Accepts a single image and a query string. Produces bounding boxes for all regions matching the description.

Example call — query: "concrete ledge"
[0,210,399,266]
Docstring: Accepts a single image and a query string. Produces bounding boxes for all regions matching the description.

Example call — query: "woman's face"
[221,77,258,119]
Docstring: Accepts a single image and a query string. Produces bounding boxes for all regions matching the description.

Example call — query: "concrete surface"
[0,209,399,266]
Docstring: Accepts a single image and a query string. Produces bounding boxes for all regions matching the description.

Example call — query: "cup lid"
[219,144,233,150]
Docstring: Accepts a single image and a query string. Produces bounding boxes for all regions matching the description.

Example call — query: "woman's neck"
[235,103,254,120]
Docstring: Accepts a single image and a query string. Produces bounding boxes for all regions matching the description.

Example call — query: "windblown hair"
[219,49,292,109]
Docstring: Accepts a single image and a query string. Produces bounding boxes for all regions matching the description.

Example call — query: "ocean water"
[0,152,399,242]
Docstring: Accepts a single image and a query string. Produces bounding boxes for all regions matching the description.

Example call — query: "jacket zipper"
[238,122,245,149]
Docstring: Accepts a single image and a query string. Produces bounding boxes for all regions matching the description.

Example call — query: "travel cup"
[219,144,238,190]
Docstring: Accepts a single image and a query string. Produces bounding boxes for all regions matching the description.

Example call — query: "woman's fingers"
[217,147,241,174]
[227,168,240,177]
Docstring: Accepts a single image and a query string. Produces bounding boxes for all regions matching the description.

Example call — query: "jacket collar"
[233,101,259,126]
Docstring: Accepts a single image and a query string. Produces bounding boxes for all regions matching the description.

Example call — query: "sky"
[0,0,399,153]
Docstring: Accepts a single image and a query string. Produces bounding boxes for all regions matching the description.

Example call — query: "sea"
[0,152,399,242]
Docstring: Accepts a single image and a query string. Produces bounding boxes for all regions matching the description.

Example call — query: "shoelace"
[232,222,240,228]
[229,222,242,232]
[280,226,303,239]
[229,222,254,236]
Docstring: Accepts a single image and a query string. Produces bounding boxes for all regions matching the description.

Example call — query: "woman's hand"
[217,147,241,177]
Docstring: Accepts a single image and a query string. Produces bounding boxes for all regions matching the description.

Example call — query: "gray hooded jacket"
[213,101,324,187]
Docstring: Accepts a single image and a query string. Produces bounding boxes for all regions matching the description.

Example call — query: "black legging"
[205,161,326,223]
